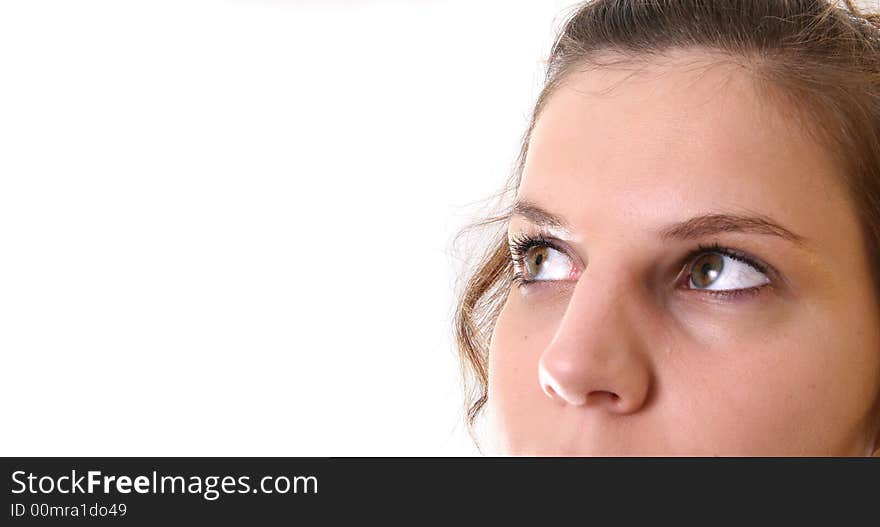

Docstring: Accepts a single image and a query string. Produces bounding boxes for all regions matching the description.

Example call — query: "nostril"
[587,390,620,405]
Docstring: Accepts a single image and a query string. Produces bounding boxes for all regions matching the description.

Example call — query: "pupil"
[535,253,544,266]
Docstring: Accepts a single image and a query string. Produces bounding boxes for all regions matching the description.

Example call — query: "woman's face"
[486,50,880,456]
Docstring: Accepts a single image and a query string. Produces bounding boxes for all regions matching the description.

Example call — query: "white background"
[0,0,579,455]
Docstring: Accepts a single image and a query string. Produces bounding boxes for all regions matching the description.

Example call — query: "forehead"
[518,49,851,241]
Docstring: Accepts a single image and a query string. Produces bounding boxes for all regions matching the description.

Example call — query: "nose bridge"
[537,260,653,413]
[549,261,635,362]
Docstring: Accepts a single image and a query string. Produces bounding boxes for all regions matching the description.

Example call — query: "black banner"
[2,458,877,523]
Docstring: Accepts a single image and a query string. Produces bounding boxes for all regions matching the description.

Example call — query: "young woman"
[455,0,880,456]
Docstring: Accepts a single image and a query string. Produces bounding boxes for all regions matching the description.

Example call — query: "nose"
[538,269,653,414]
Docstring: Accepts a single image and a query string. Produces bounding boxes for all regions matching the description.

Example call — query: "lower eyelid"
[679,281,773,302]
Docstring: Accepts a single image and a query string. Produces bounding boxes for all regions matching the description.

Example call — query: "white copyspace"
[0,0,578,455]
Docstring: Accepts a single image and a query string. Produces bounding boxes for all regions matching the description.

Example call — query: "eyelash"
[508,234,772,299]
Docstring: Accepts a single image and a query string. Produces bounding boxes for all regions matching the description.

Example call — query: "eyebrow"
[511,199,807,246]
[511,200,570,230]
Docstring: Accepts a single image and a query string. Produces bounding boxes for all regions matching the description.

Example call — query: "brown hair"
[453,0,880,448]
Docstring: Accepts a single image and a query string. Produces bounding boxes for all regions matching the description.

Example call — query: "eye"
[508,233,576,284]
[687,250,770,292]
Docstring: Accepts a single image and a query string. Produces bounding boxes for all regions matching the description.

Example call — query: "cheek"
[486,290,562,445]
[487,292,543,400]
[780,306,880,452]
[677,304,880,455]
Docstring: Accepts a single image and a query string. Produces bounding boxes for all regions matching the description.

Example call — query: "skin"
[485,49,880,456]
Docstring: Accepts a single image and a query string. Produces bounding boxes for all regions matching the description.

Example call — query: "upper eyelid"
[684,243,777,283]
[509,233,577,263]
